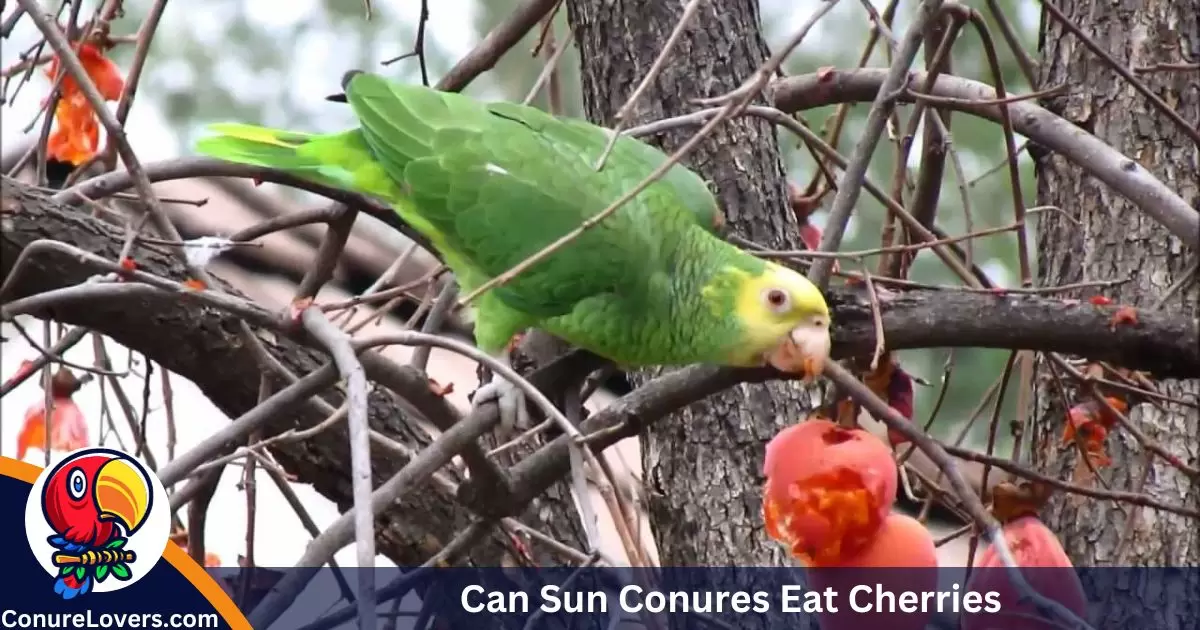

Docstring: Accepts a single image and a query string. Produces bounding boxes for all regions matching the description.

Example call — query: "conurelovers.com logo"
[23,447,171,600]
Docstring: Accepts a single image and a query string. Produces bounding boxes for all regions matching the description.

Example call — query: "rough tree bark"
[1032,0,1199,625]
[565,0,814,574]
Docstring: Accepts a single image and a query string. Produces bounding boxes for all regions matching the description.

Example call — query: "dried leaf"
[1061,396,1124,478]
[43,43,125,165]
[787,181,823,224]
[1061,398,1120,444]
[860,356,916,446]
[49,366,82,397]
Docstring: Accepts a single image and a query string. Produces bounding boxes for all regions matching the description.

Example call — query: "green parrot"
[193,70,832,431]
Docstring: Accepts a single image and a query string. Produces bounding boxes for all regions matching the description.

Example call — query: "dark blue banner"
[209,564,1200,630]
[4,456,1197,630]
[180,563,1199,630]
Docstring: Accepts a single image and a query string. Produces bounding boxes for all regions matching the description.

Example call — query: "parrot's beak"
[95,456,153,535]
[765,317,831,380]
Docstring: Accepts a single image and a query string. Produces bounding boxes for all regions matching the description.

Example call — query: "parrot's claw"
[474,373,530,433]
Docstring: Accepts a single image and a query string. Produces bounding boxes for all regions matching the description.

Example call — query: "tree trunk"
[1032,0,1199,624]
[565,0,813,581]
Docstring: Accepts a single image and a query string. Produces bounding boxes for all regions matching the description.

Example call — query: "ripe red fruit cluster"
[762,418,929,566]
[763,418,938,630]
[962,516,1088,630]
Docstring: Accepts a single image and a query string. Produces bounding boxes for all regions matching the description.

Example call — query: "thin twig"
[860,260,887,370]
[245,409,503,630]
[807,0,947,291]
[299,307,376,630]
[592,0,705,170]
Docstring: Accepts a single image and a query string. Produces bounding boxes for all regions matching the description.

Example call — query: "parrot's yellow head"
[728,261,832,379]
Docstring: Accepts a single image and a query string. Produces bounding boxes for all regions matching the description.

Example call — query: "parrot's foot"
[473,349,531,433]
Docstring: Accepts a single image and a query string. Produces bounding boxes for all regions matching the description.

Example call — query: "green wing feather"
[342,72,707,318]
[484,101,723,233]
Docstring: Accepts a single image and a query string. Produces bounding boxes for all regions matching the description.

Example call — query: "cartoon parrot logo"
[30,448,162,600]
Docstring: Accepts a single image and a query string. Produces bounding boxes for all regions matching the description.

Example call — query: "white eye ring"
[67,468,87,501]
[762,287,791,313]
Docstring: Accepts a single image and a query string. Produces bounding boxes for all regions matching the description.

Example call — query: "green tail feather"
[194,122,406,203]
[194,123,319,170]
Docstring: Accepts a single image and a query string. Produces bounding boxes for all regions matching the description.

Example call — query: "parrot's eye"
[67,467,87,501]
[762,287,792,313]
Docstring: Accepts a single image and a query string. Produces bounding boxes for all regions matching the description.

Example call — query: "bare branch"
[7,177,1195,379]
[435,0,561,93]
[299,308,376,630]
[246,397,501,630]
[807,0,946,290]
[770,69,1200,248]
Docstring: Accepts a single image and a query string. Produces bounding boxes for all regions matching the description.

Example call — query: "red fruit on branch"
[15,367,89,461]
[762,418,898,566]
[962,515,1088,630]
[828,512,938,568]
[1108,305,1138,331]
[806,513,939,630]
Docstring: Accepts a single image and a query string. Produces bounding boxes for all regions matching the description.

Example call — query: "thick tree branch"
[7,181,1190,380]
[824,287,1198,380]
